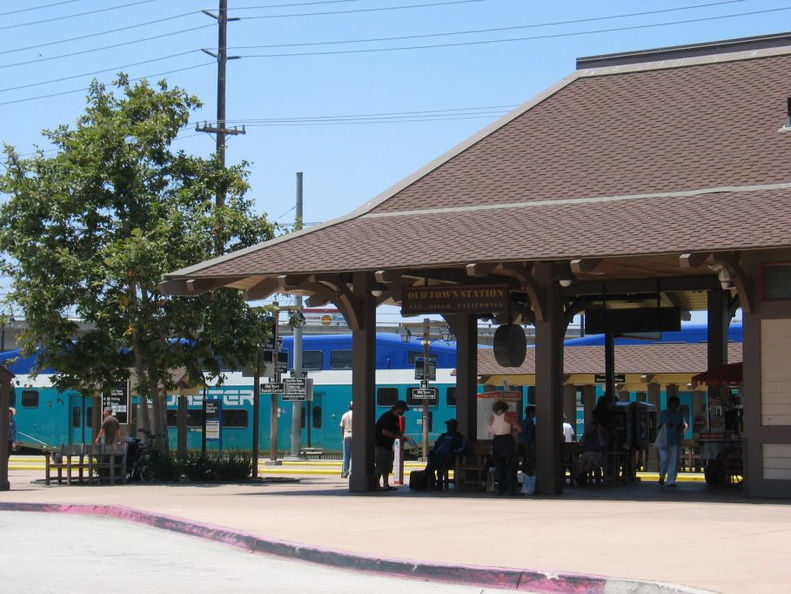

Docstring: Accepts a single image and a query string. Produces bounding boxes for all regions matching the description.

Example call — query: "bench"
[45,442,128,485]
[300,447,324,460]
[454,442,492,491]
[45,444,90,485]
[87,442,128,485]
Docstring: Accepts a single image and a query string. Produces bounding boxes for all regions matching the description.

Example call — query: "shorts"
[375,446,394,475]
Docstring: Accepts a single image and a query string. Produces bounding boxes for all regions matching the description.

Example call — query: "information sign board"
[283,378,314,401]
[203,399,222,441]
[102,384,129,424]
[414,358,436,381]
[260,382,284,394]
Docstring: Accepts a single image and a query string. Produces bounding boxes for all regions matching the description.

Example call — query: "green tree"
[0,75,275,449]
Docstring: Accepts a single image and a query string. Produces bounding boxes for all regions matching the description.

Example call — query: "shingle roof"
[165,34,791,286]
[477,342,743,376]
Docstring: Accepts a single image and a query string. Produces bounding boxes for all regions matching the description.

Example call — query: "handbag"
[653,424,668,450]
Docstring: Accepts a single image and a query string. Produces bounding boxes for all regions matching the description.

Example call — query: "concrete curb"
[0,501,714,594]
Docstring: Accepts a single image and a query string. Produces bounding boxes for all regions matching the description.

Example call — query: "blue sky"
[0,0,771,323]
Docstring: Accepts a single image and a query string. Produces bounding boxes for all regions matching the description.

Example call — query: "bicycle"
[127,428,165,482]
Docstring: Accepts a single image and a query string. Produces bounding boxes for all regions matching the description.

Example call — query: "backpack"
[409,469,430,491]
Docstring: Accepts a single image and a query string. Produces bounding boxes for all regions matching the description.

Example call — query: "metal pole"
[422,318,430,460]
[289,296,304,459]
[251,345,261,478]
[268,303,281,463]
[289,172,305,459]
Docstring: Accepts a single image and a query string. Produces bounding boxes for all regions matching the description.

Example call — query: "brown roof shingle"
[166,36,791,283]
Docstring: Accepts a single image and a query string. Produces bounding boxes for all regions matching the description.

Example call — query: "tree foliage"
[0,75,275,447]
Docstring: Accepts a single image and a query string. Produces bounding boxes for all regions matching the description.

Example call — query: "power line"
[0,0,157,32]
[0,11,200,57]
[239,6,791,58]
[241,0,483,20]
[232,0,747,51]
[0,50,200,94]
[0,62,213,107]
[0,0,81,17]
[0,24,214,70]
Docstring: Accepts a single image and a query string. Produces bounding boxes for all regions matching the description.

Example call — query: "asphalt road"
[1,511,515,594]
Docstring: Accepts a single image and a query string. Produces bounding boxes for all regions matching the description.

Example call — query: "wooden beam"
[570,258,603,274]
[243,277,280,301]
[679,252,712,269]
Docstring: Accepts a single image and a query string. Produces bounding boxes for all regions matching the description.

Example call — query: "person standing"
[490,400,521,496]
[374,400,410,490]
[94,408,121,444]
[8,407,17,461]
[518,405,536,476]
[340,401,353,478]
[658,395,688,487]
[562,413,576,443]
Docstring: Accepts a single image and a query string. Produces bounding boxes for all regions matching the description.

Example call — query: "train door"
[302,391,324,448]
[68,393,92,445]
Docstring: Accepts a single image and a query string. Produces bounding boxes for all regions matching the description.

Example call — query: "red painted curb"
[0,501,699,593]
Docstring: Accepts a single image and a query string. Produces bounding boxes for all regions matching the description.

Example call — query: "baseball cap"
[393,400,409,411]
[445,418,458,426]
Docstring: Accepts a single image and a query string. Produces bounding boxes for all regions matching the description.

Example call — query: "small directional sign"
[412,387,438,400]
[260,382,284,394]
[595,373,626,383]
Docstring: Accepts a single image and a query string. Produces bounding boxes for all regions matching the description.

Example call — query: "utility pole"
[198,0,246,208]
[289,172,306,459]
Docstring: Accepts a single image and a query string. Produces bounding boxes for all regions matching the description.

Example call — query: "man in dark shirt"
[374,400,409,490]
[95,408,121,444]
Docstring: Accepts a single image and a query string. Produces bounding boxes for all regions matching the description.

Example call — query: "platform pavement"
[2,460,788,594]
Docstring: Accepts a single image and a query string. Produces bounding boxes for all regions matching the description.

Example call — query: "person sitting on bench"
[425,419,467,490]
[576,420,607,486]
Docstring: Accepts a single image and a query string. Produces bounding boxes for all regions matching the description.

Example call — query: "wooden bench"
[88,442,129,485]
[454,441,492,491]
[45,444,90,485]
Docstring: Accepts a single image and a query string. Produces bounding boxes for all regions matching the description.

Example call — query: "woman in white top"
[489,400,521,496]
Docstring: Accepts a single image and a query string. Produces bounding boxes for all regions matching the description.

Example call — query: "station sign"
[102,384,129,424]
[283,377,314,401]
[411,387,438,400]
[260,382,284,394]
[414,357,437,381]
[401,283,510,315]
[203,398,222,441]
[595,374,625,383]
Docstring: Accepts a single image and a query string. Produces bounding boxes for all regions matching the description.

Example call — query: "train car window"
[71,407,81,428]
[377,387,398,407]
[9,387,15,407]
[329,350,352,369]
[21,390,39,408]
[302,350,323,370]
[312,405,321,428]
[86,406,93,425]
[166,410,204,427]
[406,387,437,407]
[446,386,457,407]
[222,410,248,428]
[407,352,437,366]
